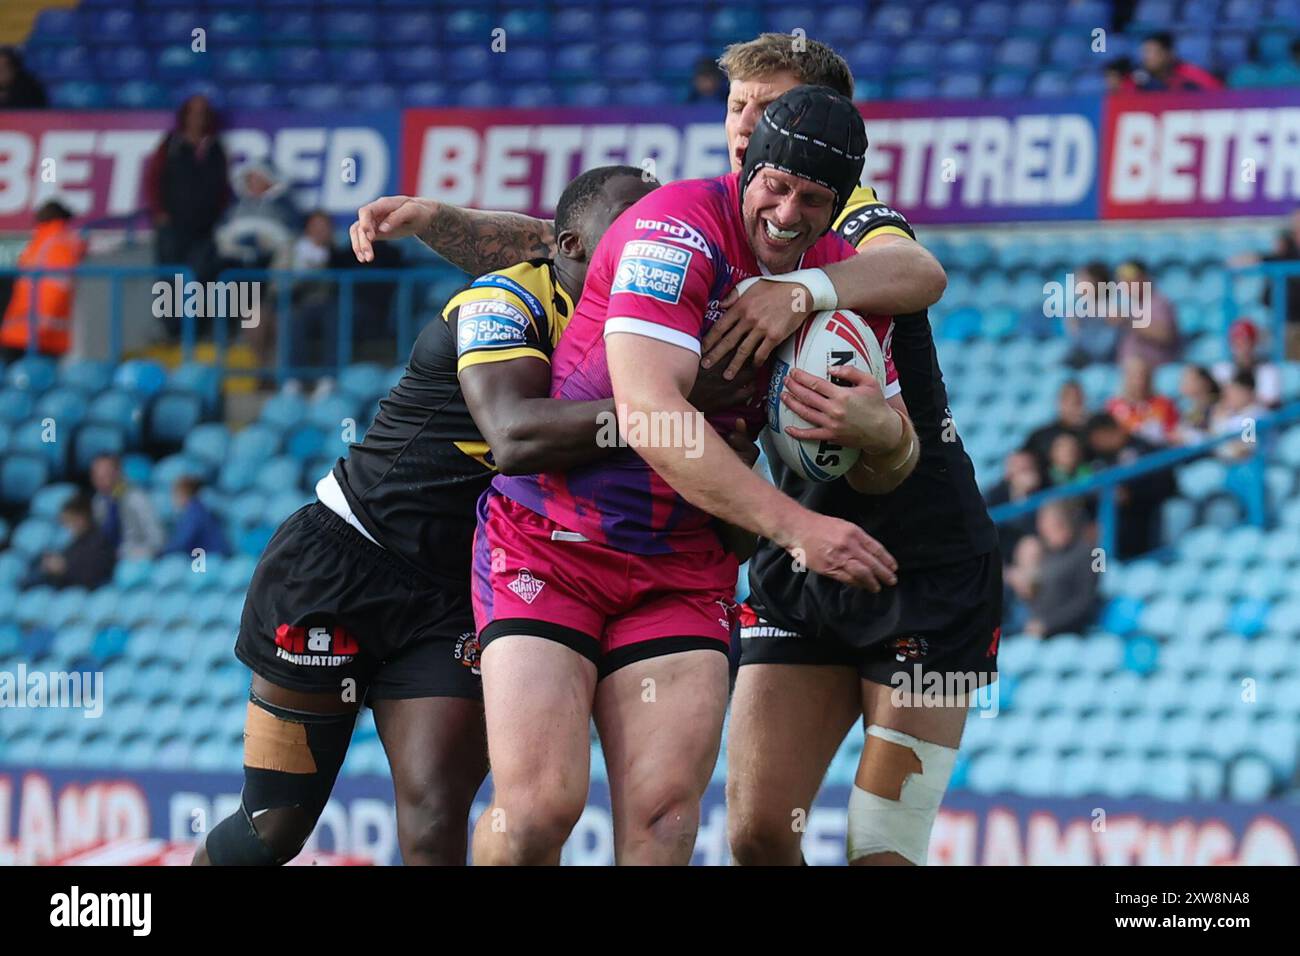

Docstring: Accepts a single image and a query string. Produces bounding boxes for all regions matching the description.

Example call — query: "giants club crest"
[508,569,545,605]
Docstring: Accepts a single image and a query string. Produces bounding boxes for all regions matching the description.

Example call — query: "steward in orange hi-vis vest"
[1,201,87,355]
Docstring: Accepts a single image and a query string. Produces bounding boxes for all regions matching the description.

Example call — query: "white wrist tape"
[758,268,837,311]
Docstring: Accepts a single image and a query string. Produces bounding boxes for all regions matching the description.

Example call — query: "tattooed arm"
[350,195,556,274]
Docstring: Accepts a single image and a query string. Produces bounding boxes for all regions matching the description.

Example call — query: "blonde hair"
[717,33,854,99]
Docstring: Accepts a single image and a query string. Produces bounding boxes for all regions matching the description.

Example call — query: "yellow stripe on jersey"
[456,345,549,369]
[834,185,916,248]
[446,259,570,374]
[453,439,493,469]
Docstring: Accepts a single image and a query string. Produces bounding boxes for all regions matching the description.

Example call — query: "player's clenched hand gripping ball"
[765,308,889,481]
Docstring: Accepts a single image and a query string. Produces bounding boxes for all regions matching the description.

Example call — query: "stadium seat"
[112,360,167,399]
[72,422,126,474]
[402,82,451,108]
[273,47,328,83]
[148,391,205,448]
[9,516,60,559]
[6,355,57,393]
[264,10,320,45]
[168,363,222,417]
[229,424,282,462]
[390,46,442,83]
[182,423,231,469]
[0,454,51,508]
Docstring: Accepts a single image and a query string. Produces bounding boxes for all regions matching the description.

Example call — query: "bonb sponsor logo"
[634,216,713,259]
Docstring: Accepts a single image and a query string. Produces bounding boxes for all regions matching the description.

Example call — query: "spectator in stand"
[1106,355,1180,445]
[1006,500,1099,639]
[0,47,48,109]
[1022,380,1089,469]
[145,95,230,300]
[687,56,727,103]
[1103,57,1133,93]
[26,494,115,590]
[1228,210,1300,357]
[90,453,164,560]
[1085,412,1177,559]
[162,476,230,558]
[1124,32,1223,92]
[216,161,300,271]
[1213,319,1282,408]
[1063,262,1121,367]
[274,210,351,396]
[1045,432,1095,486]
[1114,260,1181,368]
[1212,370,1267,462]
[984,449,1044,559]
[0,200,86,360]
[1176,364,1221,444]
[217,161,302,369]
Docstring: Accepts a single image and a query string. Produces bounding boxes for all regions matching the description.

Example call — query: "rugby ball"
[765,308,888,482]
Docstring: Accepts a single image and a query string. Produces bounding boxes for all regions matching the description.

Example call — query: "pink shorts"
[471,490,738,677]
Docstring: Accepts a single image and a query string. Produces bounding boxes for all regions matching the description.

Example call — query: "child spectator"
[1046,432,1094,486]
[1023,380,1089,470]
[1212,370,1266,462]
[28,494,115,590]
[1177,364,1221,444]
[985,449,1044,559]
[1213,319,1282,408]
[163,476,230,558]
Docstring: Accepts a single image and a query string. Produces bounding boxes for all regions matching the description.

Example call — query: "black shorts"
[739,551,1001,689]
[235,503,481,703]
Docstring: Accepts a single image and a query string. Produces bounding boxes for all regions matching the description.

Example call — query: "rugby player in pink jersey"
[468,86,904,865]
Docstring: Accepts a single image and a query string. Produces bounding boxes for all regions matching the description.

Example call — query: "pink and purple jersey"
[494,171,897,555]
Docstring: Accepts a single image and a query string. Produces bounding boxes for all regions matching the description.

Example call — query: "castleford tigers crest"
[891,635,930,663]
[454,632,481,676]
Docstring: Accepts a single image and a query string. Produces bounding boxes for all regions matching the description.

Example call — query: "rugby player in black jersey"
[353,34,999,868]
[195,166,754,866]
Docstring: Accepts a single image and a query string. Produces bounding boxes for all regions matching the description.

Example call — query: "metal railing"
[1222,259,1300,365]
[0,263,196,362]
[987,400,1300,559]
[0,263,454,381]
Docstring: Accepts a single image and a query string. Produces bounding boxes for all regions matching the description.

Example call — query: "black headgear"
[740,85,868,229]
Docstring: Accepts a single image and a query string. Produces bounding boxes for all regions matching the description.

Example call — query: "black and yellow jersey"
[333,259,574,586]
[831,184,917,244]
[748,184,999,638]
